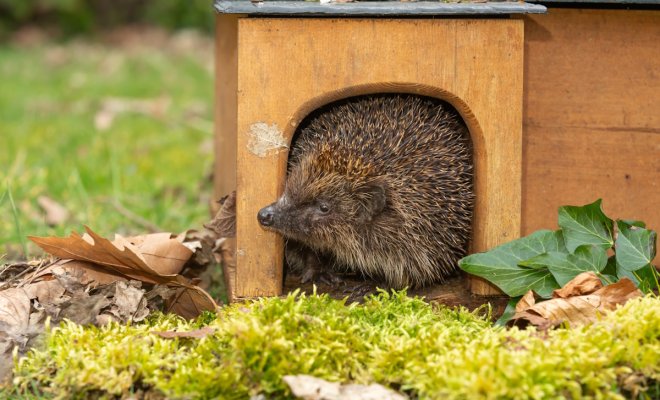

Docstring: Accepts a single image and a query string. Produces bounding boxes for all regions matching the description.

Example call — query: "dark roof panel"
[528,0,659,3]
[215,1,548,15]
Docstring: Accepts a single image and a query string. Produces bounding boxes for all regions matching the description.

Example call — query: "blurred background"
[0,0,216,261]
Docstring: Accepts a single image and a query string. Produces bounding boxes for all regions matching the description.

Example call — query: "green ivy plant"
[460,199,659,299]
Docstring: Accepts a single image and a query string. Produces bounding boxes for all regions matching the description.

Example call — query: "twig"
[22,259,53,287]
[0,259,50,290]
[6,182,29,259]
[109,199,162,233]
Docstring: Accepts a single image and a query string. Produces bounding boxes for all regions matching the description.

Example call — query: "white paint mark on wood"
[247,122,288,157]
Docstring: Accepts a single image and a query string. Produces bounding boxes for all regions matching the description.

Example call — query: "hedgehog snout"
[257,204,276,227]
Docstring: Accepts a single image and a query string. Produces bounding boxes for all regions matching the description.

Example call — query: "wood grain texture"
[522,9,660,258]
[215,15,239,201]
[215,15,239,298]
[229,18,523,298]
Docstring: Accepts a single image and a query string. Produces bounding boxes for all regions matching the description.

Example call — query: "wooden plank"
[215,15,239,300]
[215,15,239,203]
[523,9,660,259]
[525,127,660,228]
[455,20,524,295]
[234,18,523,298]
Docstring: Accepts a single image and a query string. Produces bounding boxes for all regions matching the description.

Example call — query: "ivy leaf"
[602,255,617,276]
[495,297,520,327]
[558,199,614,252]
[519,245,607,287]
[620,220,646,229]
[596,256,619,285]
[599,275,618,286]
[459,230,563,298]
[616,264,658,293]
[615,220,657,272]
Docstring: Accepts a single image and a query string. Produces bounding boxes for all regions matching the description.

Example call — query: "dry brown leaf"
[146,285,177,303]
[29,226,191,283]
[205,191,236,238]
[0,287,49,383]
[181,234,214,274]
[0,288,30,334]
[151,326,215,339]
[95,314,117,326]
[51,270,88,293]
[166,278,219,320]
[22,279,66,304]
[59,294,112,325]
[30,229,165,283]
[37,196,70,226]
[29,279,152,326]
[29,227,217,319]
[620,372,650,398]
[283,375,406,400]
[511,275,642,329]
[515,290,537,312]
[34,259,127,286]
[594,277,643,309]
[108,281,149,322]
[553,271,603,298]
[0,332,15,384]
[117,232,191,275]
[179,227,232,305]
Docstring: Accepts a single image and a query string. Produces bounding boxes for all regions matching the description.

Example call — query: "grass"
[0,31,215,260]
[7,290,660,399]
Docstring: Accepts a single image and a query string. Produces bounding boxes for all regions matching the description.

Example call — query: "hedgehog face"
[257,170,386,250]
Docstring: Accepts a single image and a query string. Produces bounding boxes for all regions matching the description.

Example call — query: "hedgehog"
[257,94,474,289]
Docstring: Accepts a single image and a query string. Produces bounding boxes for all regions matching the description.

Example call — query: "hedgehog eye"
[318,203,330,214]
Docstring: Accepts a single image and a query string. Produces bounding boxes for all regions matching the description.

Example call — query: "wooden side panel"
[234,18,523,298]
[455,21,524,252]
[523,10,660,246]
[215,15,239,299]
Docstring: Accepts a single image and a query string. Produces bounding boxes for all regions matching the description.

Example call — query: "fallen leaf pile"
[0,206,236,383]
[0,275,181,382]
[28,227,218,319]
[510,272,642,330]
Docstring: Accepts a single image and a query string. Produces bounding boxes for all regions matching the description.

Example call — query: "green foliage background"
[0,24,215,259]
[0,0,213,39]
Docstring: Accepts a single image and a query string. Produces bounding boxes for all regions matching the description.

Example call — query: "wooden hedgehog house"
[213,0,660,301]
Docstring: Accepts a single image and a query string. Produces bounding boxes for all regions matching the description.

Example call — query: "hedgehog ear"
[357,183,386,221]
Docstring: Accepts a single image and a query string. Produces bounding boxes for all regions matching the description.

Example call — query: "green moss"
[11,291,660,399]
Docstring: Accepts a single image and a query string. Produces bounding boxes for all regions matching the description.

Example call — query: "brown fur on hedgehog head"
[258,150,387,251]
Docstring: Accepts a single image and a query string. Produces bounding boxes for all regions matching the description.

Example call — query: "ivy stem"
[597,273,614,286]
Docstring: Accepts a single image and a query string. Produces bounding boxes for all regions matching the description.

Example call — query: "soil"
[283,272,510,317]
